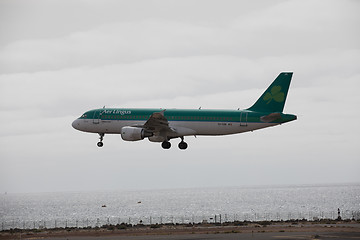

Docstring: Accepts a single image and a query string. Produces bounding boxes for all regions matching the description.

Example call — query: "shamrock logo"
[263,86,284,104]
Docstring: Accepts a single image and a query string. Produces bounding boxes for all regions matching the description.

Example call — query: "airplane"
[72,72,297,150]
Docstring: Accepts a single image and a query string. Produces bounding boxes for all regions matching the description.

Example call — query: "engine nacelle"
[121,127,152,141]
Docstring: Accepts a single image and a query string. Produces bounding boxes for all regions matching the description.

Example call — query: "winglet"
[247,72,293,113]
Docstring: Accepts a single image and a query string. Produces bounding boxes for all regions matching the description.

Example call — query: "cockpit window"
[81,114,87,118]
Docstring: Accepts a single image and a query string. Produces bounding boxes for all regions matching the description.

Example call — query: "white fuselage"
[72,118,276,136]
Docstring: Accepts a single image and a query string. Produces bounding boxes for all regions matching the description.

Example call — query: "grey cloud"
[2,0,358,74]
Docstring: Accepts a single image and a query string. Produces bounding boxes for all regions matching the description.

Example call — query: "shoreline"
[1,219,360,240]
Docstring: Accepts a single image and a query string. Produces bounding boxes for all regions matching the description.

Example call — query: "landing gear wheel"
[97,133,104,147]
[178,141,188,150]
[161,141,171,149]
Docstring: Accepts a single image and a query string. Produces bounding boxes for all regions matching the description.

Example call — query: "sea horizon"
[3,181,360,195]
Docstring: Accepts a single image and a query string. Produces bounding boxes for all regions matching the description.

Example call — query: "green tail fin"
[247,72,293,113]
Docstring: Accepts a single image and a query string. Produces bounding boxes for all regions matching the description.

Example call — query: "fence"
[2,210,359,231]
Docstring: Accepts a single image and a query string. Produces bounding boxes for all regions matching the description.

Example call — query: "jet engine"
[121,127,153,141]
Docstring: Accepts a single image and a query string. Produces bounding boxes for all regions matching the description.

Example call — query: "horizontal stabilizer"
[260,112,282,123]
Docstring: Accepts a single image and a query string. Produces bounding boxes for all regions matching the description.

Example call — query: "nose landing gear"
[97,133,104,147]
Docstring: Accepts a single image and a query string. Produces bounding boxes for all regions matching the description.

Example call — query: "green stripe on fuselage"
[79,108,296,124]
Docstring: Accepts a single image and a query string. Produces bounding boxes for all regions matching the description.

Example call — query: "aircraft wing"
[143,110,174,133]
[132,109,196,139]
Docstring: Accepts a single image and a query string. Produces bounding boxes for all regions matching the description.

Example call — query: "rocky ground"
[1,219,360,240]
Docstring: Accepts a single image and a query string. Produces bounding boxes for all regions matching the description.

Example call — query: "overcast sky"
[0,0,359,193]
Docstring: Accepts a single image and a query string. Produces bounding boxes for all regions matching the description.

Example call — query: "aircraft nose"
[72,119,81,130]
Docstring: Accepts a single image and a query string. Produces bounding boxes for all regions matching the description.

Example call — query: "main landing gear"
[97,133,104,147]
[161,141,171,149]
[161,137,188,150]
[178,141,188,150]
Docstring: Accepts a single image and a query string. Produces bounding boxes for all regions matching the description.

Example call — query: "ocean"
[1,183,359,230]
